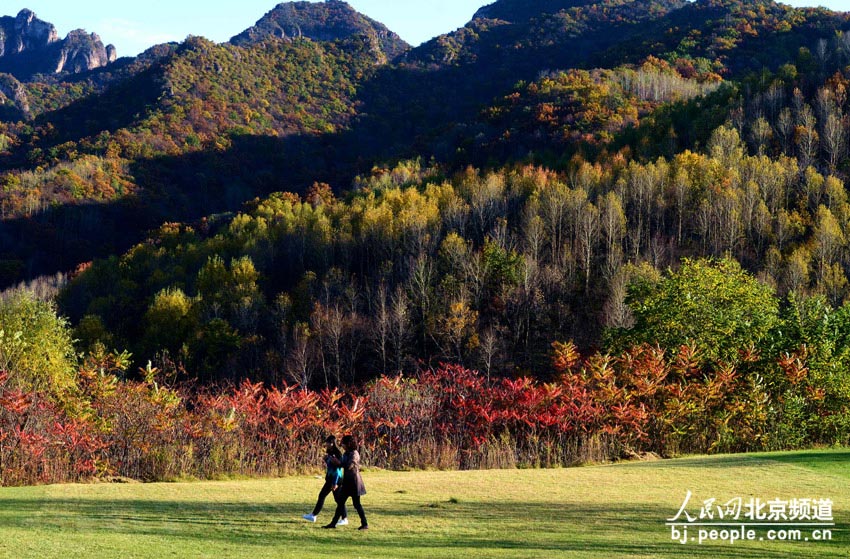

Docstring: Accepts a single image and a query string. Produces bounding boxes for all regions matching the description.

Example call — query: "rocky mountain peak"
[230,1,409,62]
[1,9,59,56]
[0,9,115,80]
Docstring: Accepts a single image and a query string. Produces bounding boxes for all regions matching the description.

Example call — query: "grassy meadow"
[0,450,846,558]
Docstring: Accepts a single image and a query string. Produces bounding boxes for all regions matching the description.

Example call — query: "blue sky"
[4,0,849,58]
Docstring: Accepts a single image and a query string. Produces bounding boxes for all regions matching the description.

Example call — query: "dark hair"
[324,435,336,444]
[341,434,357,447]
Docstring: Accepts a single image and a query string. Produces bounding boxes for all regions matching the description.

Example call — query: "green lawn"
[0,450,847,558]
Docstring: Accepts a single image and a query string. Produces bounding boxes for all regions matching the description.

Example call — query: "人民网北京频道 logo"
[666,491,835,545]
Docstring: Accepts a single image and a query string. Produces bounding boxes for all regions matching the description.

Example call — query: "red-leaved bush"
[0,340,837,486]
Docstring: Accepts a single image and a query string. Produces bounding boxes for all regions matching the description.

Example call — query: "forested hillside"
[2,0,849,284]
[44,0,850,381]
[0,32,378,283]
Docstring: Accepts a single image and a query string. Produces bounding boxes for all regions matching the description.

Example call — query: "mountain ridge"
[473,0,607,23]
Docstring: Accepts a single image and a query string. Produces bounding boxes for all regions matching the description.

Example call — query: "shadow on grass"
[0,499,842,557]
[757,451,850,468]
[618,450,850,471]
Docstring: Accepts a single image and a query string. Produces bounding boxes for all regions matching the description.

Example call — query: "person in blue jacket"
[303,435,348,525]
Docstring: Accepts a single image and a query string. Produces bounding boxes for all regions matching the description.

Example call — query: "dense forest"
[2,0,850,484]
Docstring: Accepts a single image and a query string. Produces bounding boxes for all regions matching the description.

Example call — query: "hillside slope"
[3,0,850,291]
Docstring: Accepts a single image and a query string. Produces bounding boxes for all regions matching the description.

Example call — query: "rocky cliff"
[0,9,116,80]
[0,72,29,119]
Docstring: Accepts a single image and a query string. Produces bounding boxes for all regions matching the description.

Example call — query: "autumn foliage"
[0,338,842,486]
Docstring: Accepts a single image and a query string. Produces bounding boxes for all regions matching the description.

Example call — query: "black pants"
[330,492,367,527]
[312,480,347,518]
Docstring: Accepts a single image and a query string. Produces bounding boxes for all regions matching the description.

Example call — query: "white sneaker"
[303,514,317,522]
[336,518,349,526]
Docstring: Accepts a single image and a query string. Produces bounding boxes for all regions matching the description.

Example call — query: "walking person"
[323,434,368,530]
[303,435,348,525]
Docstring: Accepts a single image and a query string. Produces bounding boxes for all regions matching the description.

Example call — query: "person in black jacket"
[323,434,368,530]
[303,435,348,525]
